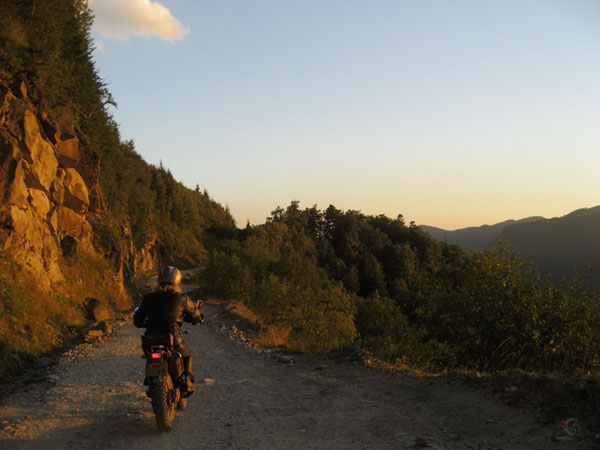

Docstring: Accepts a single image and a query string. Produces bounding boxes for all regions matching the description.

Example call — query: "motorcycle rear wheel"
[151,375,175,432]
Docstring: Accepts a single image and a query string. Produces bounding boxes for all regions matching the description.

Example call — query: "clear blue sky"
[90,0,600,229]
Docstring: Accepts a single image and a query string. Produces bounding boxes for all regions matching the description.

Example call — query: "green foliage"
[0,252,77,378]
[0,0,111,130]
[0,0,236,268]
[207,201,600,376]
[356,292,432,368]
[203,217,357,353]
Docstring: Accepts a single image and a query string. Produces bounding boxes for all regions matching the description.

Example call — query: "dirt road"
[0,300,595,449]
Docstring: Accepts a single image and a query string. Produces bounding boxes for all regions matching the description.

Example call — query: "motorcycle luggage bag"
[168,354,184,380]
[141,332,172,353]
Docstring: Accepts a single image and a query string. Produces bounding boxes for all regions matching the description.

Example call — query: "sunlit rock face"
[0,81,104,291]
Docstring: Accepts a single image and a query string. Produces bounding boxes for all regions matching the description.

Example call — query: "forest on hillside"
[202,201,600,376]
[0,0,235,376]
[0,0,235,264]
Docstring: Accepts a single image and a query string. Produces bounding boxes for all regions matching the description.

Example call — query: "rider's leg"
[183,355,194,382]
[174,338,195,392]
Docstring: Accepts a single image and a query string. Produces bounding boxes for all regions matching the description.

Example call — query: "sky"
[89,0,600,230]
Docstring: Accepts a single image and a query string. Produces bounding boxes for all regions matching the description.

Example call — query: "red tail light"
[150,352,162,360]
[170,335,174,346]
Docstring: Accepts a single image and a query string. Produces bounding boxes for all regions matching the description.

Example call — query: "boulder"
[89,321,112,334]
[57,205,83,236]
[56,137,80,168]
[42,231,61,262]
[86,329,103,339]
[62,168,89,212]
[84,298,112,322]
[22,110,58,191]
[47,208,58,232]
[9,205,41,243]
[51,169,65,204]
[40,113,60,144]
[28,188,50,218]
[6,159,29,206]
[43,235,64,285]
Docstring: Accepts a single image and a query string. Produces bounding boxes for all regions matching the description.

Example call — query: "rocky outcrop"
[0,79,160,293]
[0,81,106,291]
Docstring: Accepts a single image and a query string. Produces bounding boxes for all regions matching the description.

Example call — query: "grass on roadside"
[0,250,131,381]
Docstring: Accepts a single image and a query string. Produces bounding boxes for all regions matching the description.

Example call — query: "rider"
[133,266,204,392]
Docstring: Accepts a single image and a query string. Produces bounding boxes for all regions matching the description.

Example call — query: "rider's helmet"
[159,266,182,288]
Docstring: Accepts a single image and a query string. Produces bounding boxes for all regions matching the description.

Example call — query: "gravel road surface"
[0,298,594,449]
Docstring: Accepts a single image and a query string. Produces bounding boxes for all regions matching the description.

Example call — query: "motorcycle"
[141,331,191,432]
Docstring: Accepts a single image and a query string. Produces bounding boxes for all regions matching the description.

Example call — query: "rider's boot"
[183,356,195,393]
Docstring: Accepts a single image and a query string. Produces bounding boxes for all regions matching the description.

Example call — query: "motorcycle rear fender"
[145,359,168,378]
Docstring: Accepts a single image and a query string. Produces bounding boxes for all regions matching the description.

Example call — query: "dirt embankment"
[0,297,598,449]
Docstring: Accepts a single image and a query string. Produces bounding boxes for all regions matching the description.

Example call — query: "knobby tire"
[151,375,175,432]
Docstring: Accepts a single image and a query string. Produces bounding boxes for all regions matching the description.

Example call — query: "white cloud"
[88,0,189,42]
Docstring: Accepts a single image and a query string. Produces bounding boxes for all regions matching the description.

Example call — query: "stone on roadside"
[89,321,112,334]
[86,329,103,338]
[84,298,111,322]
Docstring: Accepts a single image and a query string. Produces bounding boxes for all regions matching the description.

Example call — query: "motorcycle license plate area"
[146,360,168,377]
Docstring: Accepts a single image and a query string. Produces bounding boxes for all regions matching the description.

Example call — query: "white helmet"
[159,266,182,288]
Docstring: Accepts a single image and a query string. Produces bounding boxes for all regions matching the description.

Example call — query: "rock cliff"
[0,80,156,293]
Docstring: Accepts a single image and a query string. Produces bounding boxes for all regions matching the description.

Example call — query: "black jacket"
[133,290,203,332]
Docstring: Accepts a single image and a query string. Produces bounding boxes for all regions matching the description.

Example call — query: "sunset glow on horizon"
[91,0,600,230]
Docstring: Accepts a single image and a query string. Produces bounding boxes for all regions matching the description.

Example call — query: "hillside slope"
[497,206,600,283]
[0,0,235,285]
[419,216,544,251]
[420,206,600,285]
[0,0,235,377]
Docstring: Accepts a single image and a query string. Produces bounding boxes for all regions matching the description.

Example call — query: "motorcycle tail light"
[150,352,162,360]
[170,335,174,346]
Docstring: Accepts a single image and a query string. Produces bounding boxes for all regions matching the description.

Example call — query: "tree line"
[203,201,600,375]
[0,0,235,266]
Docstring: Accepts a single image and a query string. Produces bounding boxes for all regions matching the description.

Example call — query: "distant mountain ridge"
[420,206,600,284]
[497,206,600,283]
[419,216,544,250]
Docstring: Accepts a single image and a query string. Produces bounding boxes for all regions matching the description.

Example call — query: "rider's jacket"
[133,290,203,332]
